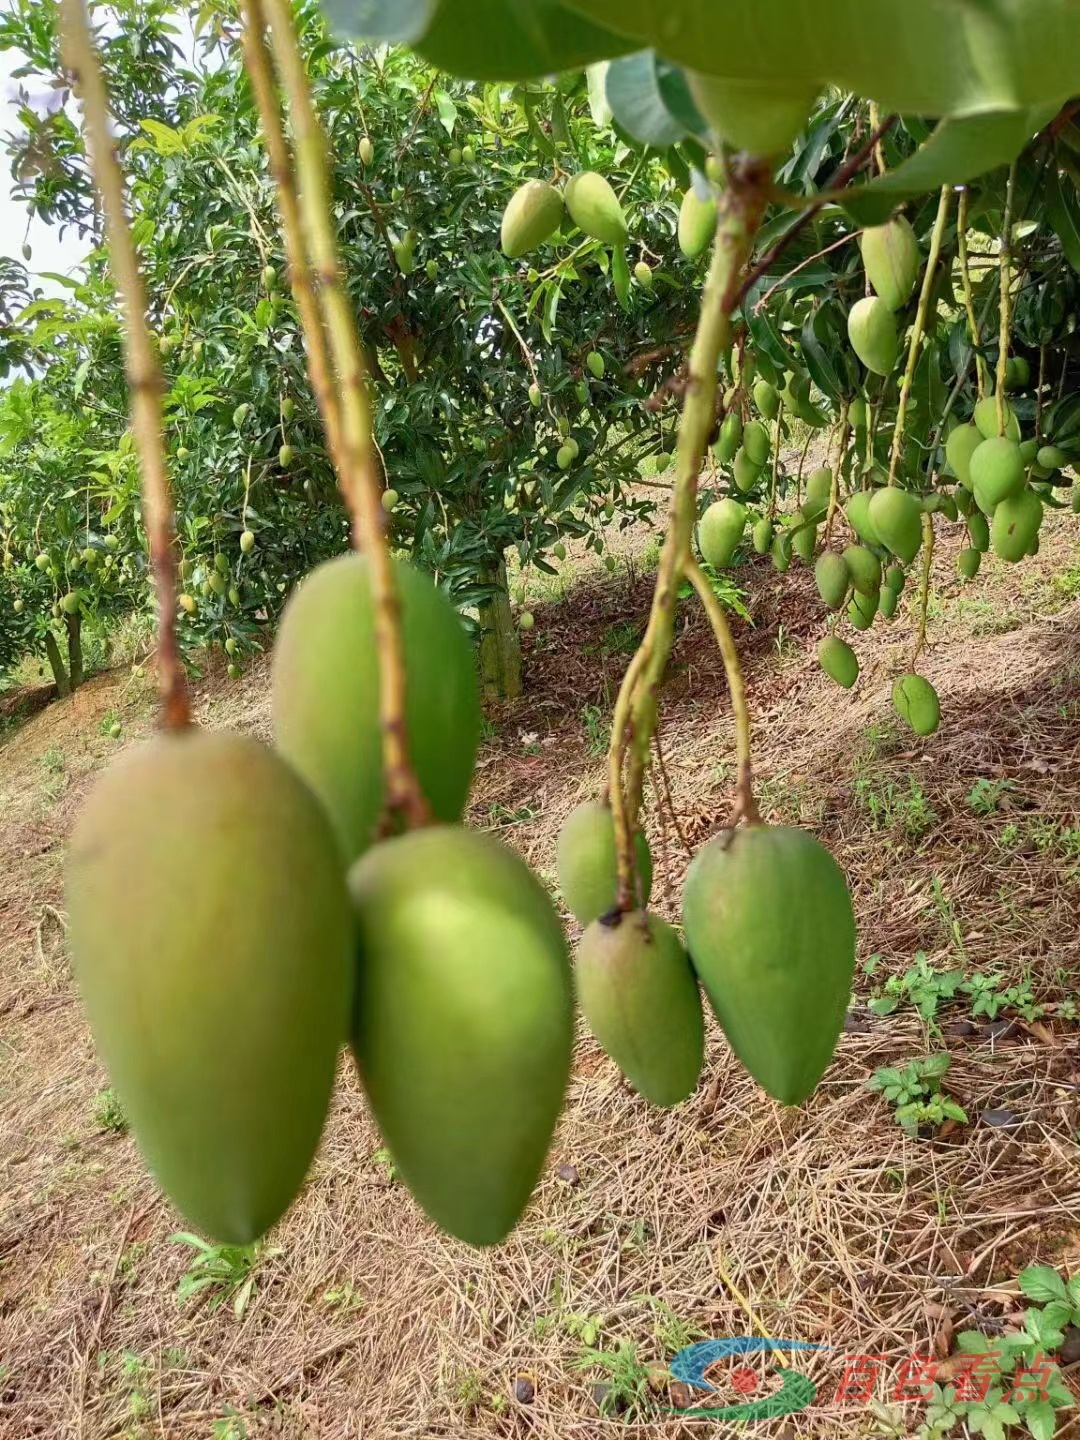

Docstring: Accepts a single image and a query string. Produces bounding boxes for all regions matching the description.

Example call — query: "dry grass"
[1,510,1079,1439]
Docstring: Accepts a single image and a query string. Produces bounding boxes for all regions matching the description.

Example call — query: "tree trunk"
[43,631,71,698]
[477,559,521,700]
[65,611,84,690]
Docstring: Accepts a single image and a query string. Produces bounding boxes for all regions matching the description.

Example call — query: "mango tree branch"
[608,158,771,909]
[996,161,1018,435]
[912,511,935,666]
[259,0,428,828]
[887,184,951,487]
[240,0,344,478]
[957,188,989,401]
[684,556,759,826]
[58,0,190,730]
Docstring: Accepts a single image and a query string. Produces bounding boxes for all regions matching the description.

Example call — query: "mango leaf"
[605,52,686,147]
[323,0,634,80]
[834,107,1058,227]
[434,89,458,135]
[1045,168,1080,276]
[557,0,1080,122]
[800,301,857,401]
[612,244,631,310]
[586,62,612,127]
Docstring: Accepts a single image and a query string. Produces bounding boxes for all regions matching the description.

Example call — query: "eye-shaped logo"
[668,1336,826,1421]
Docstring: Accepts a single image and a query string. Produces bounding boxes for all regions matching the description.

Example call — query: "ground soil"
[1,506,1078,1439]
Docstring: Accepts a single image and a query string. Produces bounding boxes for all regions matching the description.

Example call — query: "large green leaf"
[1045,167,1080,276]
[323,0,634,79]
[558,0,1080,121]
[834,106,1058,227]
[605,52,687,146]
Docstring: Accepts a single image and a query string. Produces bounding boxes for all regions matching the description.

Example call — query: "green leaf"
[325,0,635,80]
[612,245,631,311]
[1045,169,1080,276]
[557,0,1080,121]
[434,89,458,135]
[1019,1266,1069,1304]
[586,63,612,127]
[605,52,687,147]
[835,107,1057,228]
[1023,1399,1058,1440]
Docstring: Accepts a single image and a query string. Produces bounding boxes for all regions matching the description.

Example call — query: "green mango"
[848,587,879,630]
[1004,356,1030,391]
[847,296,898,376]
[842,544,882,595]
[634,260,653,289]
[937,492,958,521]
[954,485,975,516]
[892,673,940,735]
[860,216,920,311]
[771,530,792,572]
[974,395,1021,442]
[66,731,352,1244]
[273,555,480,864]
[991,487,1043,562]
[587,350,606,380]
[678,188,717,259]
[576,910,703,1106]
[742,419,771,468]
[878,585,898,620]
[885,565,905,593]
[868,487,923,563]
[970,437,1025,515]
[753,379,780,421]
[682,824,856,1104]
[686,72,818,157]
[557,443,576,470]
[698,498,747,569]
[349,827,572,1246]
[501,180,564,258]
[792,514,818,564]
[803,466,833,522]
[714,411,743,463]
[818,635,858,687]
[1037,444,1070,470]
[958,546,981,579]
[556,800,652,925]
[849,396,868,429]
[752,516,774,553]
[845,490,882,546]
[815,551,850,609]
[1019,438,1039,466]
[968,510,990,552]
[733,449,763,493]
[564,171,628,246]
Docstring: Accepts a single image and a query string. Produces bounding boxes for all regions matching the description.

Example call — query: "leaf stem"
[258,0,428,827]
[58,0,190,730]
[887,184,951,487]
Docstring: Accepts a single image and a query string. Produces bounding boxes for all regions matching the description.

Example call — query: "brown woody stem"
[259,0,428,828]
[887,184,951,487]
[59,0,190,730]
[608,158,770,909]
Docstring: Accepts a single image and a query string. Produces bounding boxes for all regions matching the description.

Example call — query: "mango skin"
[974,395,1021,442]
[869,487,923,564]
[682,824,856,1105]
[892,673,940,735]
[970,437,1025,515]
[556,800,652,925]
[714,411,743,464]
[991,487,1043,562]
[501,180,564,258]
[348,826,573,1246]
[848,587,879,630]
[742,419,770,468]
[576,910,703,1106]
[815,552,850,609]
[845,490,882,546]
[66,730,352,1245]
[848,296,898,376]
[803,467,833,522]
[860,216,920,311]
[564,171,628,246]
[678,188,717,259]
[698,498,747,569]
[273,554,480,864]
[687,72,817,156]
[818,635,858,688]
[946,423,982,489]
[843,544,881,596]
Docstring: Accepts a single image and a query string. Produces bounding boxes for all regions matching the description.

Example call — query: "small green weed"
[93,1087,128,1133]
[865,951,965,1023]
[635,1295,705,1353]
[486,801,539,827]
[854,772,937,840]
[371,1146,398,1183]
[572,1339,652,1416]
[581,703,610,757]
[172,1233,278,1318]
[676,564,752,622]
[321,1281,364,1312]
[211,1412,248,1440]
[966,778,1017,815]
[597,619,641,656]
[867,1055,968,1135]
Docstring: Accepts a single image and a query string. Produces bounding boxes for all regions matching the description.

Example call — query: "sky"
[0,48,88,292]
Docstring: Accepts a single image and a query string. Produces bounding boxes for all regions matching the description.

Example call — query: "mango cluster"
[501,170,628,258]
[557,801,856,1108]
[67,554,578,1249]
